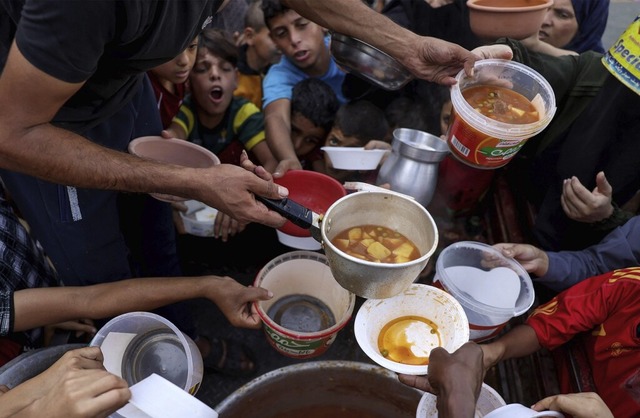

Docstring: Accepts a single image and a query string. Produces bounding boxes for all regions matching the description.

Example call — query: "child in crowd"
[323,100,390,184]
[148,36,199,128]
[167,28,277,172]
[290,78,339,172]
[234,0,282,108]
[384,96,431,134]
[166,28,277,242]
[261,0,347,177]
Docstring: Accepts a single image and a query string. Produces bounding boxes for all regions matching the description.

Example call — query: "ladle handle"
[256,196,314,230]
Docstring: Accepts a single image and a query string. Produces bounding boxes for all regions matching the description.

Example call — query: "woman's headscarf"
[564,0,610,53]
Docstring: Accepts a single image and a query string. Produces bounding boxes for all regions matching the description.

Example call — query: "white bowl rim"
[354,283,470,375]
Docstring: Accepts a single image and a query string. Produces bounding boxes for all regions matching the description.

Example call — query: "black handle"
[256,196,314,230]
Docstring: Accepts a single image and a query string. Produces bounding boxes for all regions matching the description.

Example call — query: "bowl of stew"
[320,190,439,299]
[354,283,469,375]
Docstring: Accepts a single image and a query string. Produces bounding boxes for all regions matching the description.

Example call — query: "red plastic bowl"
[274,170,346,238]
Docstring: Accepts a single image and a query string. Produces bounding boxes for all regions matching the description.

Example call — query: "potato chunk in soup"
[331,225,420,263]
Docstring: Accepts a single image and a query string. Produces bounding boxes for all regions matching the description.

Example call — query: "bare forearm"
[482,325,541,368]
[0,123,199,196]
[264,107,297,162]
[437,386,477,418]
[283,0,417,61]
[12,276,224,332]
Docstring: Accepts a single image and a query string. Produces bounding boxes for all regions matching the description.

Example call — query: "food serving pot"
[259,190,439,299]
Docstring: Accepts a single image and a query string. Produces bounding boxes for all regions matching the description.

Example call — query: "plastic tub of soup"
[446,59,556,169]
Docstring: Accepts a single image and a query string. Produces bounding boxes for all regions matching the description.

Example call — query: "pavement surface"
[186,1,640,411]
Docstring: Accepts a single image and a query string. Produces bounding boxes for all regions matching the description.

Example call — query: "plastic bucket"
[433,241,535,342]
[416,382,506,417]
[90,312,203,395]
[254,251,356,359]
[446,59,556,169]
[602,15,640,96]
[274,170,346,250]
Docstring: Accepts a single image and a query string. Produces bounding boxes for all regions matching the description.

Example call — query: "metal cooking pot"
[321,191,438,299]
[215,361,422,418]
[377,128,450,207]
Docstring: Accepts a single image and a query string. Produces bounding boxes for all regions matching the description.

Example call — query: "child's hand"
[364,140,391,151]
[213,212,247,242]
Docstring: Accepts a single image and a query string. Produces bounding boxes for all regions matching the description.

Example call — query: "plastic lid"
[435,241,534,316]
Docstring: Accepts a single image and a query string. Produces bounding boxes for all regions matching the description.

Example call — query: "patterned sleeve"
[233,100,265,151]
[527,269,636,350]
[0,290,14,336]
[171,95,197,138]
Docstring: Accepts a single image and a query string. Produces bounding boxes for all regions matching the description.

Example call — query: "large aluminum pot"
[215,361,423,418]
[321,191,438,299]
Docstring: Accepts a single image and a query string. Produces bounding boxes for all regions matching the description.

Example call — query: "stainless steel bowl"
[321,190,439,299]
[330,32,413,91]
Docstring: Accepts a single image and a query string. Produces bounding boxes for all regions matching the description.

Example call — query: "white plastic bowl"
[354,283,469,375]
[322,146,388,170]
[179,200,218,237]
[416,383,506,417]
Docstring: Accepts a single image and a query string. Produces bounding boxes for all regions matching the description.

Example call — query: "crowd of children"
[0,0,638,416]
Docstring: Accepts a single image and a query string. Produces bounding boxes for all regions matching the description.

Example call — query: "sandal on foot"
[201,337,257,377]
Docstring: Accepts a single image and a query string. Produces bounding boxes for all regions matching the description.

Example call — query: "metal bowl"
[330,32,413,91]
[321,190,439,299]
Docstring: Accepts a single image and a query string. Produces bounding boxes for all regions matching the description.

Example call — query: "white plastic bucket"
[433,241,535,342]
[416,382,506,417]
[254,251,356,359]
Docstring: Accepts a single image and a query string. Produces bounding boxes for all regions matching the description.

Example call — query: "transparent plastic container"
[446,59,556,169]
[433,241,535,342]
[90,312,203,395]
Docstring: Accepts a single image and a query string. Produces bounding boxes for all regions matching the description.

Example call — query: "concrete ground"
[189,1,640,411]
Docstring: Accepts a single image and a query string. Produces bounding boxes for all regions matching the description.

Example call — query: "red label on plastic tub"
[446,109,529,169]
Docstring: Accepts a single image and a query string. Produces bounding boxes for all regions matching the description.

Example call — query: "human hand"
[272,158,303,178]
[160,129,177,139]
[471,44,514,61]
[1,347,130,418]
[364,140,392,166]
[398,343,483,418]
[209,276,273,329]
[213,211,247,242]
[363,140,392,151]
[206,276,273,329]
[492,243,549,277]
[401,42,512,86]
[193,161,288,228]
[43,319,97,346]
[532,392,613,418]
[561,172,614,223]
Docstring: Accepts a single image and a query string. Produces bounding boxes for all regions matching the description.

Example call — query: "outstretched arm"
[398,342,484,418]
[481,324,541,371]
[0,43,288,227]
[282,0,512,85]
[263,99,302,178]
[13,275,273,332]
